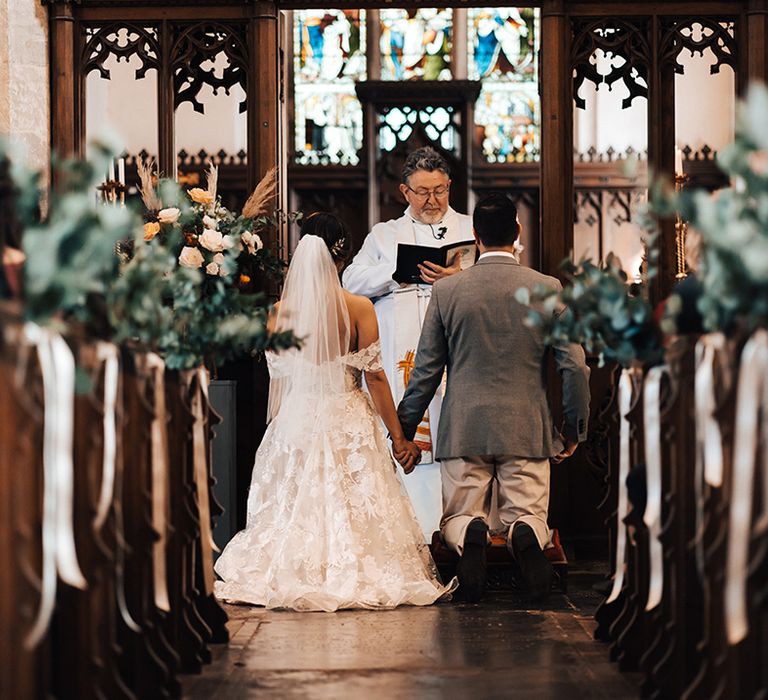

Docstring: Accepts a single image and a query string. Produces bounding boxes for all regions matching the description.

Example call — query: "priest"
[343,146,473,538]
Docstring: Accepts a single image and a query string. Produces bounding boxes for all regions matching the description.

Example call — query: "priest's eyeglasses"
[405,184,450,201]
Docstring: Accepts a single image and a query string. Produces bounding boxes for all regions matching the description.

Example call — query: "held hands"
[391,437,422,474]
[418,253,462,284]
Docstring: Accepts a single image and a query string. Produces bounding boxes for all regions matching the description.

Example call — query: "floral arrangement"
[515,254,663,368]
[2,138,298,371]
[647,82,768,334]
[138,160,290,291]
[121,159,299,370]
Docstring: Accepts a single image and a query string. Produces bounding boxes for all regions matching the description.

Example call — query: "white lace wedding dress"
[214,235,455,612]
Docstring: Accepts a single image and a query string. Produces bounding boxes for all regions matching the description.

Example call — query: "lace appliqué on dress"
[344,340,384,372]
[214,337,456,612]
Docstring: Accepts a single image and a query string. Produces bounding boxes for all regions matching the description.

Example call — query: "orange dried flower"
[143,221,161,241]
[239,274,251,285]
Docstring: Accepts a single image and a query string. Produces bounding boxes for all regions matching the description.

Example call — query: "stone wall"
[0,0,49,178]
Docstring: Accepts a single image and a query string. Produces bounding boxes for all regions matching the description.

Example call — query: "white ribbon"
[606,367,636,604]
[22,323,87,650]
[93,342,119,531]
[725,330,768,645]
[188,367,217,596]
[695,334,727,488]
[139,353,171,613]
[643,364,668,611]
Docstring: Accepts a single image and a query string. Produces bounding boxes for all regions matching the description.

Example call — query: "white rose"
[222,235,236,250]
[241,231,264,255]
[205,262,220,276]
[203,214,218,229]
[213,252,225,265]
[157,207,180,225]
[200,228,225,252]
[179,246,204,269]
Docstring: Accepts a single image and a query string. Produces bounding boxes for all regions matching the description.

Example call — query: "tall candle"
[108,159,115,183]
[675,147,684,177]
[118,158,125,185]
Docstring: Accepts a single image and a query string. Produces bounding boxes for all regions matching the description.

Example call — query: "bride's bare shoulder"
[342,290,374,314]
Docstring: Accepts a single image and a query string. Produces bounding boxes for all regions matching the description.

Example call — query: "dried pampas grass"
[205,161,219,203]
[242,166,277,219]
[136,157,163,212]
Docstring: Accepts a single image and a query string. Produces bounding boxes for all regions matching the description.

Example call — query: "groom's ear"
[472,227,481,246]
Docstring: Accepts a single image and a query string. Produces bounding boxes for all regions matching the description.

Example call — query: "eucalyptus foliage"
[4,142,298,369]
[649,82,768,333]
[13,140,141,327]
[515,254,662,368]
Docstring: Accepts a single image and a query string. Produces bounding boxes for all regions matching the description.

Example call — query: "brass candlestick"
[674,173,689,280]
[97,180,127,207]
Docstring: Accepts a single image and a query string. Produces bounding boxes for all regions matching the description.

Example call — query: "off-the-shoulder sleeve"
[346,340,384,372]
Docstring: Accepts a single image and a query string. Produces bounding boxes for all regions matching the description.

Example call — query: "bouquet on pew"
[2,139,298,372]
[111,159,299,370]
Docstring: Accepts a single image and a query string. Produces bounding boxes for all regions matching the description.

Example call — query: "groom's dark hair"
[473,193,520,248]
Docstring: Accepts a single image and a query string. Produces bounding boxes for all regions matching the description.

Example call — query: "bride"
[214,212,456,611]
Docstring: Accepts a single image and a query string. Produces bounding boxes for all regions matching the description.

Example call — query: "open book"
[392,239,476,285]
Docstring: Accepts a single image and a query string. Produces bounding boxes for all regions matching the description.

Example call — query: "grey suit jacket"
[397,255,590,460]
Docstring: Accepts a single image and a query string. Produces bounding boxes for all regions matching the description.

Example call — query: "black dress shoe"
[512,523,553,602]
[456,518,488,602]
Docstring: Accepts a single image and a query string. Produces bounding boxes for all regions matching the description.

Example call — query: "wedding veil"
[266,234,351,422]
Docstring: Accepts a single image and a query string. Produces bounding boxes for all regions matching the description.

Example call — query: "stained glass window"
[293,10,366,165]
[380,9,453,81]
[468,8,540,163]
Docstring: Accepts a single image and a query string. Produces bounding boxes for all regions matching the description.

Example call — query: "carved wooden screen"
[570,13,739,293]
[80,18,255,211]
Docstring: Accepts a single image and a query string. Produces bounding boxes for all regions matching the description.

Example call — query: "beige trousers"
[440,455,551,555]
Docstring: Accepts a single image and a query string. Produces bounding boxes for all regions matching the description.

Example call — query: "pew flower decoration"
[646,82,768,333]
[127,159,299,370]
[11,138,141,329]
[515,254,663,368]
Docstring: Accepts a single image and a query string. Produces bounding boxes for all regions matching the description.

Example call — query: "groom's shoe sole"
[512,523,553,602]
[456,519,488,603]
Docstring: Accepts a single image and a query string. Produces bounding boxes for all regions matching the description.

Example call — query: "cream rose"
[241,231,264,255]
[158,207,180,225]
[222,235,236,250]
[199,228,225,252]
[203,214,218,229]
[205,262,220,276]
[179,246,204,269]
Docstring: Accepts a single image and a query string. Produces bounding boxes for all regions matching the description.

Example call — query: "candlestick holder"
[97,180,127,207]
[674,173,689,280]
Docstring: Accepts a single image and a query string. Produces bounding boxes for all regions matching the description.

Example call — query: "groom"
[397,192,590,602]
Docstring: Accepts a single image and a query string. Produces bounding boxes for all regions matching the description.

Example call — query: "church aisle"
[182,569,639,699]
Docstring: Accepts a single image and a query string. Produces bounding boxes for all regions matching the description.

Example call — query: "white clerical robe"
[343,206,473,539]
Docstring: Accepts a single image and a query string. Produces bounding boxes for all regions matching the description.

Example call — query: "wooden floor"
[182,566,640,699]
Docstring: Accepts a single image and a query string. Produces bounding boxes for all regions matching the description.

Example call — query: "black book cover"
[392,240,476,285]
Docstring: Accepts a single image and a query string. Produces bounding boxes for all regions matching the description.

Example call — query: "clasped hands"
[391,436,421,474]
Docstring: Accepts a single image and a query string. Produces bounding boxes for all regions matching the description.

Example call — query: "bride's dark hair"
[300,212,352,264]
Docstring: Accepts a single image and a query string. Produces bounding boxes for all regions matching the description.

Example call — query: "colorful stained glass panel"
[294,10,366,164]
[380,9,453,81]
[469,8,540,163]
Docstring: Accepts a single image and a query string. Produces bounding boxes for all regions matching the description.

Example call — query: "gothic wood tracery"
[571,17,652,110]
[659,17,738,75]
[171,22,249,115]
[82,23,160,80]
